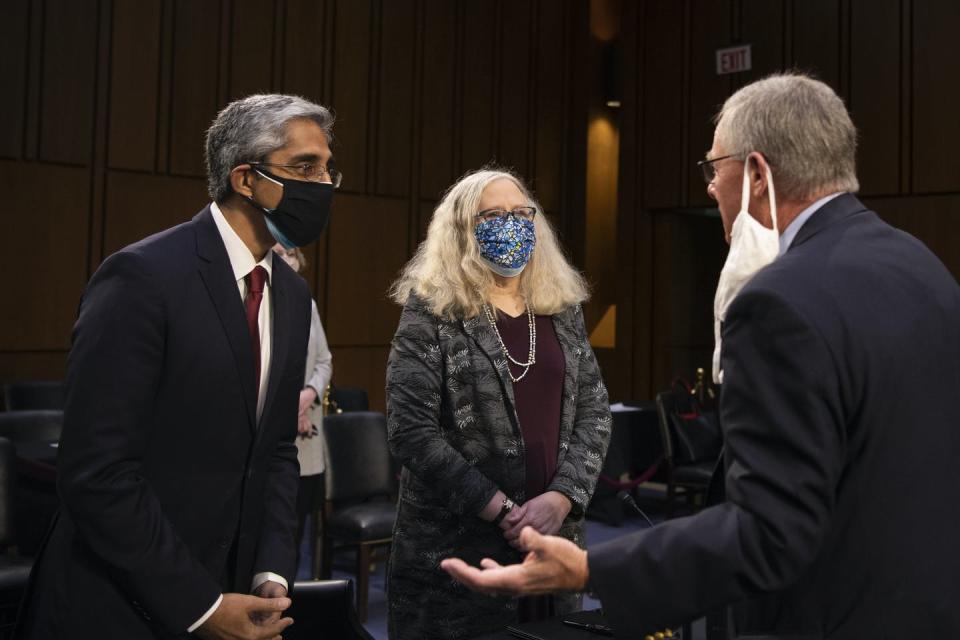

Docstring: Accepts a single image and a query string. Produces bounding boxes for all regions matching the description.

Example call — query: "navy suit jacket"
[589,194,960,638]
[18,207,311,638]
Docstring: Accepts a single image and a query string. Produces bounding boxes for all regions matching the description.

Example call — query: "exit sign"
[716,44,752,75]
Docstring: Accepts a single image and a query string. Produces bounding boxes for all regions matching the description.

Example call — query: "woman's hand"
[297,412,313,436]
[298,387,318,416]
[503,491,571,547]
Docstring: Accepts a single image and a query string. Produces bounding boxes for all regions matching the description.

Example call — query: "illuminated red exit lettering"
[716,44,752,75]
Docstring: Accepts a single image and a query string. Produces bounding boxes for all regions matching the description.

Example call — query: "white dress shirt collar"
[778,192,844,256]
[210,202,274,283]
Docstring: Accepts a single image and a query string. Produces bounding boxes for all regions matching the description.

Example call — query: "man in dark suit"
[442,74,960,638]
[17,94,339,638]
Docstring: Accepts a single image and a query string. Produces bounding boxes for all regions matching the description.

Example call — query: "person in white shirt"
[273,243,333,575]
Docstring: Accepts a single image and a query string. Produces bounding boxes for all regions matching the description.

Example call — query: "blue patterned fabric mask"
[474,215,536,277]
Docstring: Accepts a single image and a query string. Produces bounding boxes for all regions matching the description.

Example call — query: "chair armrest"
[286,580,373,640]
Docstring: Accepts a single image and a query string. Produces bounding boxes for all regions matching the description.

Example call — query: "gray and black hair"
[715,73,859,199]
[204,94,334,202]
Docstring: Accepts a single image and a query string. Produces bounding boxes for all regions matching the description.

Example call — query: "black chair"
[285,579,373,640]
[588,403,662,525]
[319,411,396,622]
[2,381,64,412]
[0,411,63,445]
[0,437,35,637]
[0,412,61,557]
[328,386,369,413]
[654,392,717,517]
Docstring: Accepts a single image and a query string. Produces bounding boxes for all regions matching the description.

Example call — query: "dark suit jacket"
[17,207,310,638]
[589,194,960,638]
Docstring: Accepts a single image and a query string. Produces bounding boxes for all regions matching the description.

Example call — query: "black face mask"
[247,168,333,249]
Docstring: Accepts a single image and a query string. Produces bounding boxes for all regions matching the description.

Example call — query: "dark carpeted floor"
[297,495,707,640]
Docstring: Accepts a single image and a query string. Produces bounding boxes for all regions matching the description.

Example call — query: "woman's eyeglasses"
[474,207,538,223]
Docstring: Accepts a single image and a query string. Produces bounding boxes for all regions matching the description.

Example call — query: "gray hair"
[715,73,859,199]
[204,94,334,202]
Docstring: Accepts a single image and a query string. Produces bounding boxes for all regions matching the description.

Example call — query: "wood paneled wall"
[3,0,958,411]
[609,0,960,402]
[0,0,588,411]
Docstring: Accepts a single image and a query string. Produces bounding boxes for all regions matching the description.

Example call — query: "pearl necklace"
[482,303,537,383]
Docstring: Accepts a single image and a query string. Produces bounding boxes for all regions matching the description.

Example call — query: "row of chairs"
[2,382,64,413]
[1,380,371,415]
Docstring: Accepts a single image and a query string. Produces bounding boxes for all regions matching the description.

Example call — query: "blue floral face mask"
[474,215,536,277]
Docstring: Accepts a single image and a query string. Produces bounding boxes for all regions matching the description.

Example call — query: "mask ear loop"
[740,154,779,233]
[246,168,282,214]
[740,154,753,211]
[253,168,283,187]
[764,161,778,233]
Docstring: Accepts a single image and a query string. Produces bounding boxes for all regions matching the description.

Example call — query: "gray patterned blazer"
[385,293,611,640]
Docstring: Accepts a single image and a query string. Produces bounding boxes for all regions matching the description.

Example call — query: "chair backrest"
[329,386,369,412]
[655,390,723,465]
[0,438,16,547]
[2,381,64,412]
[0,411,63,445]
[285,580,373,640]
[654,392,677,462]
[323,411,395,502]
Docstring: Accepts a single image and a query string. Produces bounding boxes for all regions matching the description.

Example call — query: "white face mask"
[712,156,779,384]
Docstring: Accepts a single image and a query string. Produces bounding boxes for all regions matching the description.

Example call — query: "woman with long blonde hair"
[386,168,611,639]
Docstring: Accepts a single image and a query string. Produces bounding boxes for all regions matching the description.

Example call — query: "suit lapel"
[258,270,290,432]
[193,207,258,433]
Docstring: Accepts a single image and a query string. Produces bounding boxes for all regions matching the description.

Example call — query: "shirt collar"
[210,202,273,284]
[778,192,844,256]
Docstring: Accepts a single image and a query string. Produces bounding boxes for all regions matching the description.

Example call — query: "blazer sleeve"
[587,288,844,637]
[304,300,333,395]
[548,307,612,518]
[57,251,222,633]
[386,301,499,516]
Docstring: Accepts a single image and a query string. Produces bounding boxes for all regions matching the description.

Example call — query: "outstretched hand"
[440,526,589,596]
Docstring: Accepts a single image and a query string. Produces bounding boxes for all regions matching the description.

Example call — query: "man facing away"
[17,94,339,639]
[442,73,960,638]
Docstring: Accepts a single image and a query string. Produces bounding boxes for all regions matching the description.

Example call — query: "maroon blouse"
[495,310,565,500]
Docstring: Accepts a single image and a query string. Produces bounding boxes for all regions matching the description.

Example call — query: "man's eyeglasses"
[474,207,537,223]
[696,154,735,184]
[250,162,343,188]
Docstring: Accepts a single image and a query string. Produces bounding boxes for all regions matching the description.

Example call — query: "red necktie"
[244,266,267,394]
